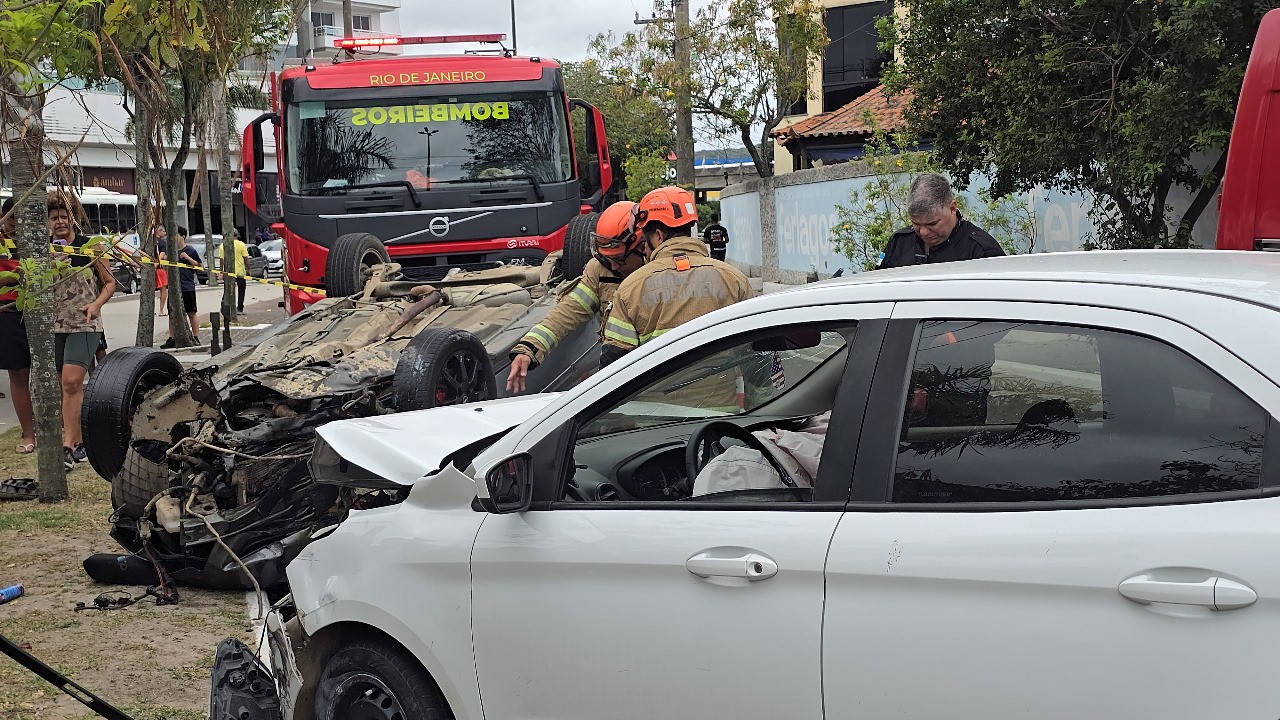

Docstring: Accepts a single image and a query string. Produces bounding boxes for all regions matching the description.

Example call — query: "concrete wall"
[721,160,1223,284]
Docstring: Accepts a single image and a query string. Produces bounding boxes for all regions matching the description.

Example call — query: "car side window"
[893,320,1268,503]
[566,326,853,503]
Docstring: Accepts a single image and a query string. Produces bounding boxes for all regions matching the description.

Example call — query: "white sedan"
[243,250,1280,720]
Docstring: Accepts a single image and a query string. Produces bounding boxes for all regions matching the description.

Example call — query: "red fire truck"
[1217,9,1279,252]
[241,34,613,313]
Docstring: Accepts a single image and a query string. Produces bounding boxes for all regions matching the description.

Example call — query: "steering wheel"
[685,421,796,489]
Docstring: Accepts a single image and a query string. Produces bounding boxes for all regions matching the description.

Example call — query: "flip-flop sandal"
[0,477,38,501]
[15,441,34,454]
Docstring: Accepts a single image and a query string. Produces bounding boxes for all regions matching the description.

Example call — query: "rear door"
[824,300,1280,719]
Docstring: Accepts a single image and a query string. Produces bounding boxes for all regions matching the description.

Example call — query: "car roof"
[780,250,1280,311]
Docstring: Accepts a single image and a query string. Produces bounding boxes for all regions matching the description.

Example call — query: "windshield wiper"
[320,181,422,208]
[431,174,545,201]
[496,174,544,201]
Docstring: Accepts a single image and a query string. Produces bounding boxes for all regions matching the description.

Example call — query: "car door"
[470,303,891,720]
[824,299,1280,719]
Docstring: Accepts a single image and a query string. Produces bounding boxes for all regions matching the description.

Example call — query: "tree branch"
[1178,150,1228,240]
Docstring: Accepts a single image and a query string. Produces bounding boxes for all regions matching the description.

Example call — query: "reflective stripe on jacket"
[603,236,753,358]
[515,258,622,364]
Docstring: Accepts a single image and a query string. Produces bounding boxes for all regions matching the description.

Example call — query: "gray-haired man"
[877,173,1005,269]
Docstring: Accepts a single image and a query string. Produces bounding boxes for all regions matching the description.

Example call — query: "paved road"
[0,281,287,439]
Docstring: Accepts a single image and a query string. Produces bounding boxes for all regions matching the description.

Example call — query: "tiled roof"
[771,85,911,143]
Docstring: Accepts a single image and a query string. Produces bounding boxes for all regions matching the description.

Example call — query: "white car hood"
[314,394,561,485]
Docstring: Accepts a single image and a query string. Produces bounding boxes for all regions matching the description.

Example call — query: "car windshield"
[285,91,574,195]
[261,240,281,252]
[579,331,848,439]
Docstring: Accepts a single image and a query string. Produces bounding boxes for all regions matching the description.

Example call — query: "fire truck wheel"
[82,347,182,482]
[391,328,497,411]
[562,212,599,280]
[326,233,390,298]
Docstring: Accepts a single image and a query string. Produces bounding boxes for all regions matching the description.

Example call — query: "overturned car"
[81,256,598,590]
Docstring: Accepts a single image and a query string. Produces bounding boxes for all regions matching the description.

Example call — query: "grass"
[0,426,253,718]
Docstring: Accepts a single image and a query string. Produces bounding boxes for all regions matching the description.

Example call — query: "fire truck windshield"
[285,91,573,195]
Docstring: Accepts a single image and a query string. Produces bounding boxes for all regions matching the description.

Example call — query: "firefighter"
[505,201,644,393]
[601,186,753,368]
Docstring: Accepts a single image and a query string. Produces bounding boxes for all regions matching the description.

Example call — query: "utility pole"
[637,0,694,189]
[341,0,353,58]
[672,0,694,189]
[510,0,518,54]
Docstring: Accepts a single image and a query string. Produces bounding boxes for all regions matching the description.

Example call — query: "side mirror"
[588,160,601,188]
[478,453,533,514]
[252,123,266,172]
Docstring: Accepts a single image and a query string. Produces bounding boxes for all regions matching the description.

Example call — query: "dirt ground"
[0,427,254,720]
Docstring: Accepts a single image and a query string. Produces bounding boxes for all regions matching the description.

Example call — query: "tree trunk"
[194,99,216,304]
[742,125,772,178]
[3,72,66,500]
[213,81,238,324]
[1178,150,1229,242]
[133,98,156,346]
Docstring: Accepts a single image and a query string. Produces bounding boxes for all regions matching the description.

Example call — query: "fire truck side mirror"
[252,124,266,172]
[588,160,601,188]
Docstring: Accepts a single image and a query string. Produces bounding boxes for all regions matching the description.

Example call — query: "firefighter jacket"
[602,236,753,366]
[511,258,623,366]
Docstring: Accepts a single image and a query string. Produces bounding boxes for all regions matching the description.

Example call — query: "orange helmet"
[630,186,697,236]
[591,201,642,269]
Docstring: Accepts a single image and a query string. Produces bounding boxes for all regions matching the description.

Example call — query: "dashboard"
[567,415,803,502]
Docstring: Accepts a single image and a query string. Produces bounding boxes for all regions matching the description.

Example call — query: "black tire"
[561,212,599,280]
[325,233,389,298]
[112,442,170,516]
[390,328,496,412]
[82,347,182,481]
[315,638,452,720]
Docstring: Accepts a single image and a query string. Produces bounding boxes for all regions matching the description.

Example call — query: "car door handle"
[685,552,778,581]
[1118,574,1257,610]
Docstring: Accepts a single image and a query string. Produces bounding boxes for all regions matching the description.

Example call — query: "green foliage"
[881,0,1273,247]
[228,82,270,110]
[563,54,674,171]
[831,118,1035,271]
[594,0,827,178]
[623,152,673,202]
[0,0,103,84]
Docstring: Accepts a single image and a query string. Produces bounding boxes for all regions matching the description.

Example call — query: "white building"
[1,0,403,231]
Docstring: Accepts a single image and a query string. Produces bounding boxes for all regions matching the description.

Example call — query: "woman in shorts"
[49,192,115,469]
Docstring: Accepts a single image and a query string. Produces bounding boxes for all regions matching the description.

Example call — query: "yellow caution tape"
[1,238,326,296]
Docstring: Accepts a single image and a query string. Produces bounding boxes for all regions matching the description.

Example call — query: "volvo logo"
[428,216,452,237]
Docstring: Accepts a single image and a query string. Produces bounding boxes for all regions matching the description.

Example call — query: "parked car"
[260,238,283,276]
[216,250,1280,720]
[188,233,268,281]
[81,254,600,590]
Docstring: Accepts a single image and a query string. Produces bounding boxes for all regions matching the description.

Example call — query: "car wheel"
[390,328,496,411]
[111,442,171,517]
[325,233,389,298]
[314,639,452,720]
[561,212,599,280]
[82,348,182,481]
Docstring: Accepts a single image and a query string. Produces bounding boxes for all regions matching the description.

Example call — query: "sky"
[396,0,708,63]
[395,0,740,152]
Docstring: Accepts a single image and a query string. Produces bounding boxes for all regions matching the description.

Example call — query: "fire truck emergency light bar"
[334,34,507,49]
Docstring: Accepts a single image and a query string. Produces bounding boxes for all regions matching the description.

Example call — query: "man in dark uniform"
[877,173,1006,269]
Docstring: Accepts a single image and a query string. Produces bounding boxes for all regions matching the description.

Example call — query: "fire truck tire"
[391,328,497,412]
[111,442,171,517]
[326,233,390,298]
[82,347,182,482]
[561,212,599,280]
